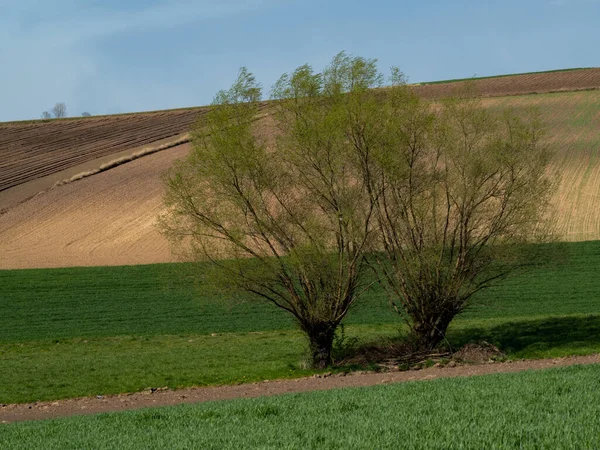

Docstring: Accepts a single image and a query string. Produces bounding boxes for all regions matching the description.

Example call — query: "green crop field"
[2,241,600,343]
[1,240,600,404]
[2,364,600,449]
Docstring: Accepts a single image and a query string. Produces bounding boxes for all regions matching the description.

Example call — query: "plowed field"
[2,69,598,196]
[0,109,206,193]
[413,67,600,98]
[1,68,599,269]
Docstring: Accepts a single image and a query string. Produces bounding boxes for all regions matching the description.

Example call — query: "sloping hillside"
[0,144,191,269]
[0,109,205,192]
[3,68,598,202]
[412,67,600,98]
[1,68,599,269]
[483,90,600,241]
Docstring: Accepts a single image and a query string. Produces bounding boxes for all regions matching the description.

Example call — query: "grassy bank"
[1,241,599,404]
[2,364,600,449]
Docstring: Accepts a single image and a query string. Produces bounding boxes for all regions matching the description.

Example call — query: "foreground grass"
[0,330,313,404]
[2,314,600,405]
[2,364,600,449]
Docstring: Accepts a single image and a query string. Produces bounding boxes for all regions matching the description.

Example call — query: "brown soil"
[2,69,600,269]
[412,67,600,98]
[452,342,505,364]
[0,143,191,269]
[0,109,204,193]
[0,133,189,213]
[1,353,598,424]
[3,69,598,196]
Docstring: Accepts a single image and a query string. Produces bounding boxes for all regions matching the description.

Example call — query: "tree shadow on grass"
[448,315,600,357]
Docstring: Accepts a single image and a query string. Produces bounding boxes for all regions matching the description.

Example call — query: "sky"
[1,0,598,122]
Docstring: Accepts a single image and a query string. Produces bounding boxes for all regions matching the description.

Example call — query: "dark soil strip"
[1,354,599,424]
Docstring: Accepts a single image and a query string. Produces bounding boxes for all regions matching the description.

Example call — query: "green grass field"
[2,364,599,449]
[1,240,599,404]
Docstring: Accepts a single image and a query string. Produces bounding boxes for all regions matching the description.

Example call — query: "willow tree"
[161,53,555,363]
[367,88,556,351]
[160,55,381,368]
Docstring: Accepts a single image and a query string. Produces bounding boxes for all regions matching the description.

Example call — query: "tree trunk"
[307,326,336,369]
[412,313,454,352]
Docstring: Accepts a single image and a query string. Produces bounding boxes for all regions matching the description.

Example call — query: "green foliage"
[368,84,555,350]
[3,364,600,449]
[161,51,557,360]
[161,53,391,367]
[331,323,359,362]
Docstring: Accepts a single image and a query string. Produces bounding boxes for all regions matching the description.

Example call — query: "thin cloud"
[0,0,276,121]
[9,0,270,43]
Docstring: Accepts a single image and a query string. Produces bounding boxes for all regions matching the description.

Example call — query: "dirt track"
[1,354,598,423]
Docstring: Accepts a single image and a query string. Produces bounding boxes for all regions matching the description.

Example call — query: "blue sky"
[1,0,598,121]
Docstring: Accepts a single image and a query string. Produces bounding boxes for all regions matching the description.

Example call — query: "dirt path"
[1,354,599,424]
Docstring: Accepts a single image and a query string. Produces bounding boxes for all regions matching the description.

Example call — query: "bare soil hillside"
[0,109,206,194]
[412,67,600,98]
[1,69,599,269]
[3,68,597,196]
[0,144,190,269]
[480,91,600,241]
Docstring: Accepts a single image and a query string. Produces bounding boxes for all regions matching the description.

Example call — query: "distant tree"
[81,112,91,117]
[41,111,52,120]
[160,57,381,368]
[52,103,67,118]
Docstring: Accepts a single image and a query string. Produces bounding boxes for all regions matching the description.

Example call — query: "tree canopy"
[161,53,555,366]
